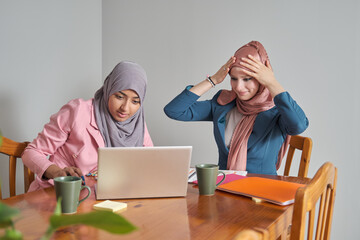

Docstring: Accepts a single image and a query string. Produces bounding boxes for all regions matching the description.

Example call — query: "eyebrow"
[118,91,140,99]
[230,75,251,79]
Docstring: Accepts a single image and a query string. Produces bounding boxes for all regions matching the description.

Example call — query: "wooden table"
[1,175,309,240]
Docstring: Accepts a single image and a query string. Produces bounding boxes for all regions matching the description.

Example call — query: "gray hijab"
[93,61,147,147]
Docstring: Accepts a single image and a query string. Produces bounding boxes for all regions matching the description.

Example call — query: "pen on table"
[81,175,86,185]
[188,171,196,180]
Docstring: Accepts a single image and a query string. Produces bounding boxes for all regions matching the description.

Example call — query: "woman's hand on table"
[44,164,83,179]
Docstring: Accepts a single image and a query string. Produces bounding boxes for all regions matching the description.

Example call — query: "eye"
[231,77,238,81]
[132,100,140,104]
[243,77,253,82]
[115,94,124,100]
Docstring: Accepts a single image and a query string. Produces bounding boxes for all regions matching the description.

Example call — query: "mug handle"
[216,171,226,187]
[78,185,91,205]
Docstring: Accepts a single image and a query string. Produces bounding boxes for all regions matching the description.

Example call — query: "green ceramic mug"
[195,164,226,196]
[54,176,91,214]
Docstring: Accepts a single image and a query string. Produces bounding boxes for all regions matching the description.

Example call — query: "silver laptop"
[95,146,192,200]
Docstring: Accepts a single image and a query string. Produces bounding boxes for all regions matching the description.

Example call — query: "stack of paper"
[93,200,127,212]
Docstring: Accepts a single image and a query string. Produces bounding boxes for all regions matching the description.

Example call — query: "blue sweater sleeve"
[274,92,309,135]
[163,86,214,121]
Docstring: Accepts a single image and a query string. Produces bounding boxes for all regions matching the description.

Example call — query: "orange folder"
[217,177,305,206]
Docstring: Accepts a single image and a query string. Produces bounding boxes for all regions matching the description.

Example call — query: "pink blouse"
[22,98,153,191]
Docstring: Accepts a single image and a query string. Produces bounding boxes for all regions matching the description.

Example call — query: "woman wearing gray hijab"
[23,61,153,191]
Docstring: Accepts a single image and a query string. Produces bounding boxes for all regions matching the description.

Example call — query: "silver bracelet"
[206,75,216,87]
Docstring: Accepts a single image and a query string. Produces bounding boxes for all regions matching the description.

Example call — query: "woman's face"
[229,67,260,101]
[108,89,141,122]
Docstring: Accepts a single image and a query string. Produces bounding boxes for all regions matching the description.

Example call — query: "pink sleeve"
[22,100,78,179]
[143,122,154,147]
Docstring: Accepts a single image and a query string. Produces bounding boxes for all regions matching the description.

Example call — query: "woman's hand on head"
[211,56,236,85]
[240,55,285,97]
[239,55,277,87]
[44,164,83,180]
[189,56,235,96]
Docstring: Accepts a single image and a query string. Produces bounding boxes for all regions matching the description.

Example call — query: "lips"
[117,112,128,118]
[238,91,249,96]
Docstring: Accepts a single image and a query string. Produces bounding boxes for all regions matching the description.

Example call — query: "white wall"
[102,0,359,239]
[0,0,102,196]
[0,0,358,239]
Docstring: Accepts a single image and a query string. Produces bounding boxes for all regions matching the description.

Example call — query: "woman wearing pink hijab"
[164,41,308,175]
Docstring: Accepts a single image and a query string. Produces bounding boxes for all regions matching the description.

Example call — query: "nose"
[233,80,245,92]
[119,99,130,111]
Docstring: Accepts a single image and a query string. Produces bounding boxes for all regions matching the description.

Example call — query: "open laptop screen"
[95,146,192,200]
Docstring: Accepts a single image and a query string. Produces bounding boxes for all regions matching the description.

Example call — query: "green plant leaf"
[40,224,55,240]
[53,198,62,216]
[0,228,23,240]
[39,199,62,240]
[0,220,12,229]
[0,202,19,228]
[49,211,137,235]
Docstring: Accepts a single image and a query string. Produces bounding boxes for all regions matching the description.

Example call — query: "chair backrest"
[0,136,34,199]
[290,162,337,240]
[284,135,313,178]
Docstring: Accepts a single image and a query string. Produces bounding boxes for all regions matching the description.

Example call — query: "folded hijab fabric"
[93,61,147,147]
[217,41,290,171]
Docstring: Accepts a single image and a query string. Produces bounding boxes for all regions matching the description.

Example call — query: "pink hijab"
[217,41,290,171]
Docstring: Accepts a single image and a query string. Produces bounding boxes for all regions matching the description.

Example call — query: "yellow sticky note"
[252,197,263,204]
[93,200,127,212]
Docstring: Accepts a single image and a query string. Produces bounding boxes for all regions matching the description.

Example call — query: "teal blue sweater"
[164,87,309,175]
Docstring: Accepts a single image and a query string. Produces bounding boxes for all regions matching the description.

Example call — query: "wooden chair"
[284,135,313,178]
[290,162,337,240]
[0,136,34,199]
